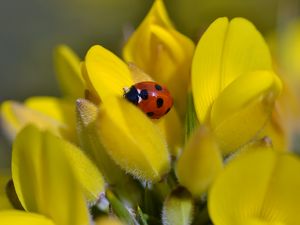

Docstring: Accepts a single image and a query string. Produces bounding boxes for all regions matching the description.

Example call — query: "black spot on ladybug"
[156,98,164,108]
[124,86,139,105]
[164,108,170,115]
[155,84,162,91]
[140,89,148,100]
[147,112,154,117]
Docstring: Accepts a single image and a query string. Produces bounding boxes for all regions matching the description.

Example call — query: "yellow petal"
[12,125,92,225]
[24,97,73,123]
[53,45,85,100]
[85,45,134,102]
[123,0,194,116]
[162,187,194,225]
[76,98,142,205]
[210,70,282,154]
[97,97,170,182]
[123,0,173,65]
[176,126,223,198]
[209,149,300,225]
[1,100,63,141]
[0,210,56,225]
[154,108,183,157]
[25,96,77,142]
[59,136,105,203]
[0,97,77,143]
[192,17,272,123]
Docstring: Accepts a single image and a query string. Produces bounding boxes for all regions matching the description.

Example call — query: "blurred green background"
[0,0,299,168]
[1,0,293,101]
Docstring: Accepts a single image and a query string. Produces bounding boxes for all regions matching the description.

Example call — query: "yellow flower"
[82,1,188,160]
[9,125,94,225]
[12,125,104,205]
[84,45,172,181]
[192,17,282,154]
[123,0,195,117]
[209,149,300,225]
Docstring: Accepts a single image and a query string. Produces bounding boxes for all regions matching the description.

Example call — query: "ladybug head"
[123,86,139,105]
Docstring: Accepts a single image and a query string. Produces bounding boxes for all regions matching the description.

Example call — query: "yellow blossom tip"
[162,187,194,225]
[76,98,98,126]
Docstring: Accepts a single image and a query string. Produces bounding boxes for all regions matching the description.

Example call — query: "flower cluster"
[1,0,300,225]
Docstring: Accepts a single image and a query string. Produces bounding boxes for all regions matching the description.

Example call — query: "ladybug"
[124,81,173,119]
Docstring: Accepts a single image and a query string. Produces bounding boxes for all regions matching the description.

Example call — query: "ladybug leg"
[123,87,130,94]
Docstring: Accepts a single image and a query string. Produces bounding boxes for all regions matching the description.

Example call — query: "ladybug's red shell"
[124,81,173,119]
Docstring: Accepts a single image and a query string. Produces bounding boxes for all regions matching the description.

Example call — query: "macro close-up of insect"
[124,81,173,119]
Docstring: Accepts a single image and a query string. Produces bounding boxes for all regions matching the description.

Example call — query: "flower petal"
[192,17,272,123]
[0,210,56,225]
[1,100,62,141]
[210,70,282,153]
[85,45,134,102]
[123,0,194,116]
[209,149,300,225]
[12,125,92,225]
[25,96,77,142]
[53,45,84,100]
[76,98,142,205]
[176,126,223,198]
[97,97,170,182]
[0,97,77,143]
